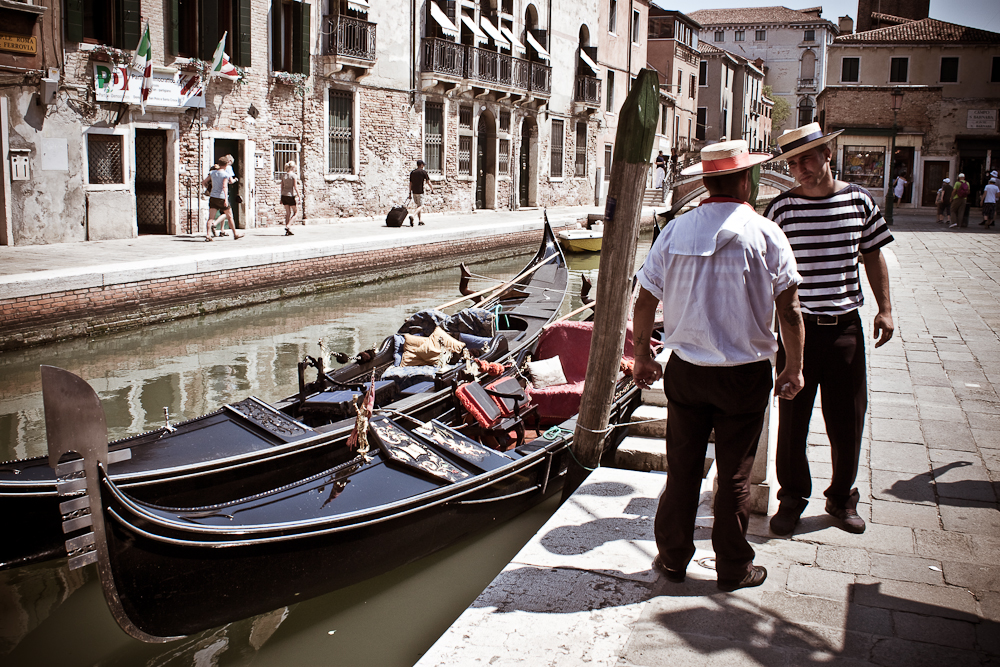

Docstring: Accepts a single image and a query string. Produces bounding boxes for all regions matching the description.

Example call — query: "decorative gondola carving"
[228,397,308,438]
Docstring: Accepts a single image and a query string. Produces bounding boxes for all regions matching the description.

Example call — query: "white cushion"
[527,356,568,389]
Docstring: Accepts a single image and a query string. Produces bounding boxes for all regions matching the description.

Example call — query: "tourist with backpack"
[950,173,970,228]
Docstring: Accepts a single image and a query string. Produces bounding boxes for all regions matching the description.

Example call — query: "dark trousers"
[776,311,866,511]
[654,355,772,582]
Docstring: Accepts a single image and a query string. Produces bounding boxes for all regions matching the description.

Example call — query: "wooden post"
[563,69,659,499]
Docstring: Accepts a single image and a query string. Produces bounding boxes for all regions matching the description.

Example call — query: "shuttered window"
[65,0,140,48]
[328,90,353,173]
[272,0,310,73]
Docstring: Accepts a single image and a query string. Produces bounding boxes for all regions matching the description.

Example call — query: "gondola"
[41,326,641,641]
[0,223,568,570]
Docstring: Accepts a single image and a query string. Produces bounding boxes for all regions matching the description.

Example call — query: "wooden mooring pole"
[563,69,659,500]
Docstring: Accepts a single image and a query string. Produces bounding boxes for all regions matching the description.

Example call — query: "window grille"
[328,90,353,174]
[273,140,301,180]
[575,121,587,176]
[87,134,123,184]
[425,102,444,173]
[459,105,473,129]
[550,119,564,178]
[499,138,510,174]
[458,136,472,175]
[499,110,510,132]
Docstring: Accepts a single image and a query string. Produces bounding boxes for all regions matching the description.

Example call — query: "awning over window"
[579,50,599,75]
[346,0,370,11]
[430,2,459,38]
[500,26,526,55]
[460,13,488,45]
[480,17,510,50]
[525,31,550,60]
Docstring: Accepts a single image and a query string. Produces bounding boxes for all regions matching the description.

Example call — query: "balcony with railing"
[575,75,601,107]
[324,15,377,73]
[797,77,817,91]
[422,38,551,97]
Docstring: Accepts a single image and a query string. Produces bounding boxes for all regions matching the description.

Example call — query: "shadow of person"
[886,461,997,506]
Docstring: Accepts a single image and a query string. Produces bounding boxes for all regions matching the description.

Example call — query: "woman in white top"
[201,155,242,241]
[280,161,300,236]
[893,173,907,204]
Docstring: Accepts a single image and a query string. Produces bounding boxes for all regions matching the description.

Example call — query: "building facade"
[1,0,610,246]
[695,43,766,150]
[819,17,1000,210]
[689,6,838,138]
[646,8,700,161]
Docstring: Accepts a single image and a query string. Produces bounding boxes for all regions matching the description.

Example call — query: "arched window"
[798,97,815,127]
[800,50,816,81]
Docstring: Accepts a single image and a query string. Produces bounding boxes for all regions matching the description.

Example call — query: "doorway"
[475,112,496,210]
[135,129,168,234]
[519,123,530,207]
[921,161,949,207]
[959,156,985,208]
[890,145,914,205]
[213,139,244,228]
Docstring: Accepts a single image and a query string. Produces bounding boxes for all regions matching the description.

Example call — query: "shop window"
[550,119,564,178]
[87,133,124,184]
[273,139,300,179]
[889,57,908,83]
[424,102,443,174]
[272,0,310,73]
[604,143,612,180]
[714,30,723,42]
[575,121,587,176]
[458,136,472,176]
[328,89,353,174]
[734,30,744,42]
[841,57,859,82]
[499,138,510,175]
[842,145,885,189]
[940,57,959,83]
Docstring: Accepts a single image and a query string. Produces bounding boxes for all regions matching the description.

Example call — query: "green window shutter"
[170,0,179,54]
[64,0,83,43]
[237,0,252,67]
[294,2,311,75]
[120,0,142,49]
[200,0,220,61]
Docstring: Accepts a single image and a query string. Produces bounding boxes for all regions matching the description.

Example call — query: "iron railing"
[575,75,601,106]
[422,38,550,95]
[327,16,377,61]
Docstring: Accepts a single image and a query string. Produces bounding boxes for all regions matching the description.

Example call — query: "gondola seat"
[526,320,635,426]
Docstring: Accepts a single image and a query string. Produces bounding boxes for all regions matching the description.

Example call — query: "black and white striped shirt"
[764,184,893,315]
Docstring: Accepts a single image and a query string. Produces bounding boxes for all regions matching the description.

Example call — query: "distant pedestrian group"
[202,155,243,241]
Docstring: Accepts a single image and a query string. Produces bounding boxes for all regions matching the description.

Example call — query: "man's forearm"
[863,249,892,315]
[632,287,659,357]
[775,286,804,372]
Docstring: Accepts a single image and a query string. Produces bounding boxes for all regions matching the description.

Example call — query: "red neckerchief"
[700,196,754,209]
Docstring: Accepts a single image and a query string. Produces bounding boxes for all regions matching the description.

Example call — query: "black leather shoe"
[825,500,866,533]
[718,565,767,592]
[652,555,685,583]
[769,500,806,536]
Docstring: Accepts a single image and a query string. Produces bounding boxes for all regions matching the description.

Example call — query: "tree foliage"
[763,85,791,140]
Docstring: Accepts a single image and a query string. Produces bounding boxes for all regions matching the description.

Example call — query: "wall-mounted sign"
[0,33,36,55]
[93,63,205,109]
[968,109,998,130]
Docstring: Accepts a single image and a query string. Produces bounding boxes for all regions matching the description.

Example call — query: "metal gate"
[135,130,168,234]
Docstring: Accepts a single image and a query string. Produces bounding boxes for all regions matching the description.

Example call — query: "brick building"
[688,6,839,137]
[1,0,609,246]
[818,17,1000,210]
[646,8,700,160]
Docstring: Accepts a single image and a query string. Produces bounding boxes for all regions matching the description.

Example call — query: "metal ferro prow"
[41,365,178,643]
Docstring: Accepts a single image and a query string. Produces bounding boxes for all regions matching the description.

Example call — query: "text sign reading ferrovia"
[0,33,36,55]
[93,63,205,109]
[967,110,998,130]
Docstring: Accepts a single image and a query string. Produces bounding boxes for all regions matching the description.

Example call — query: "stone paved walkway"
[417,210,1000,666]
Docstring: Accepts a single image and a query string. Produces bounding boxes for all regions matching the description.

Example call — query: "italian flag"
[132,23,153,115]
[211,31,240,80]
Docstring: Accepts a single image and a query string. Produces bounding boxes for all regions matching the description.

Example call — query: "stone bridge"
[658,166,798,224]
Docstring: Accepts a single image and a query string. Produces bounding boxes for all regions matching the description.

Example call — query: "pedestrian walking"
[281,161,300,236]
[936,177,952,225]
[408,159,433,226]
[893,172,907,204]
[202,156,242,241]
[982,177,999,229]
[951,173,970,228]
[632,140,805,592]
[765,122,894,536]
[653,150,667,190]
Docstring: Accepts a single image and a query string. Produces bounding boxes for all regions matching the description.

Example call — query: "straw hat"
[775,122,844,160]
[680,140,772,177]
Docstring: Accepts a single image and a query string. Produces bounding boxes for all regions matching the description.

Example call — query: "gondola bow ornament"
[346,369,376,457]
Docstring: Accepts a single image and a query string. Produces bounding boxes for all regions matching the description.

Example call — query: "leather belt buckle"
[816,314,838,325]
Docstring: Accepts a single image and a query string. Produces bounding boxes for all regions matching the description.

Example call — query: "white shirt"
[984,183,999,204]
[638,199,801,367]
[894,177,906,198]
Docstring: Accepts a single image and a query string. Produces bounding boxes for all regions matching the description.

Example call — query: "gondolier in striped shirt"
[765,122,895,536]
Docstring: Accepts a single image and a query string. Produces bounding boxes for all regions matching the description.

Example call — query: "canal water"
[0,236,651,666]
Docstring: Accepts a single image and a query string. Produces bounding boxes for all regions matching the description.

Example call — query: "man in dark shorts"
[408,159,433,226]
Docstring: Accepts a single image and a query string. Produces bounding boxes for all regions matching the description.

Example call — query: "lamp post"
[884,87,905,225]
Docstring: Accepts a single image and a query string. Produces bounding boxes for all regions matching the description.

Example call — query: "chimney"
[838,15,854,34]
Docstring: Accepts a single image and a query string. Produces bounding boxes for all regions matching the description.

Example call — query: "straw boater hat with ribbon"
[680,139,772,177]
[775,122,844,160]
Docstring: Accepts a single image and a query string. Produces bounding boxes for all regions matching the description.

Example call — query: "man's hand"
[633,354,663,390]
[872,311,894,348]
[774,367,804,400]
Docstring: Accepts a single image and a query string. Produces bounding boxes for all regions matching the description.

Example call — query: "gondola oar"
[436,252,559,311]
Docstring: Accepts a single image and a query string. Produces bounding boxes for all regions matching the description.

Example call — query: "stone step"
[614,435,667,472]
[629,404,667,438]
[640,378,667,407]
[643,189,666,206]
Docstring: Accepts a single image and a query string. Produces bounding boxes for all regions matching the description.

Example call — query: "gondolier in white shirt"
[632,140,805,592]
[765,123,895,536]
